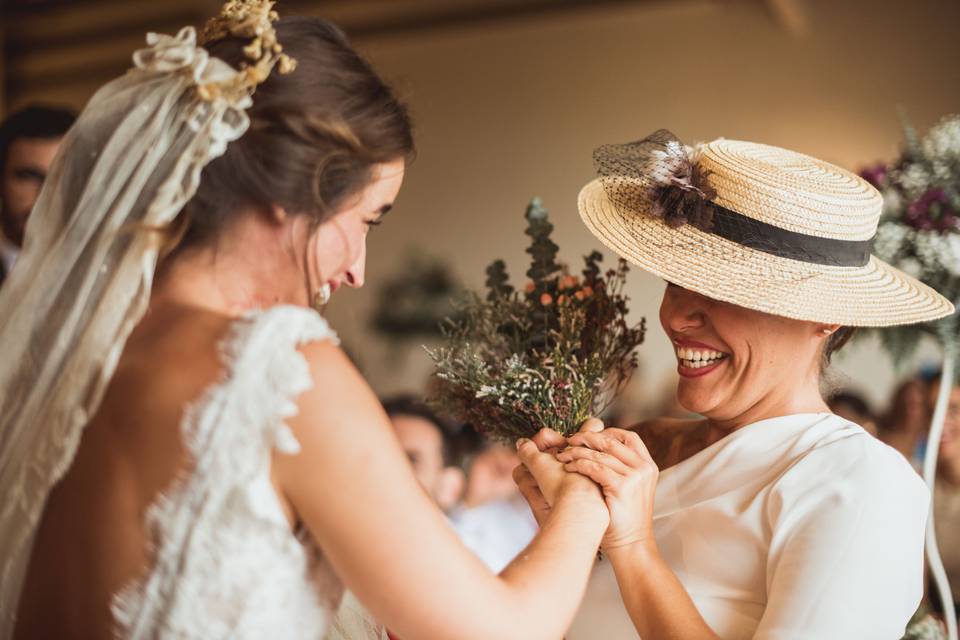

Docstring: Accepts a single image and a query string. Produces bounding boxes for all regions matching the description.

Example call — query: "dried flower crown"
[196,0,297,102]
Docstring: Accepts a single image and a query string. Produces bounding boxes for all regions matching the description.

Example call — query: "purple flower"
[859,163,888,189]
[906,188,959,232]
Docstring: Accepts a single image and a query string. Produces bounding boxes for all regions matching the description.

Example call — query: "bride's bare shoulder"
[626,416,706,468]
[296,338,377,412]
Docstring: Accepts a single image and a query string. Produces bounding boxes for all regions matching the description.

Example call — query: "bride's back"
[14,304,234,639]
[9,15,415,638]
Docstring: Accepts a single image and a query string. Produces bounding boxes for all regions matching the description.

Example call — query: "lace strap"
[210,305,339,457]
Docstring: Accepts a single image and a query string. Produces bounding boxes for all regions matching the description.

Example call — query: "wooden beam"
[3,0,650,100]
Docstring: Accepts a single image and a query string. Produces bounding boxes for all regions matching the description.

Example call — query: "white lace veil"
[0,25,259,634]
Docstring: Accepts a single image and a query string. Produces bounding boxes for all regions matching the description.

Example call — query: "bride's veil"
[0,21,264,634]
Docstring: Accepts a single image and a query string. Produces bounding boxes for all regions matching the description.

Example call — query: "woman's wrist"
[551,490,608,537]
[602,536,660,566]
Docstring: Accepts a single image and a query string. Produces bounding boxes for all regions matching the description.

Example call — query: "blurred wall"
[325,0,960,412]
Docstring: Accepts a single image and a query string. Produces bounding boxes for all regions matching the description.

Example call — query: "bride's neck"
[152,215,306,317]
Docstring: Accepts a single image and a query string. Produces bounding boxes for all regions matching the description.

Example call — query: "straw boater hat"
[578,130,955,327]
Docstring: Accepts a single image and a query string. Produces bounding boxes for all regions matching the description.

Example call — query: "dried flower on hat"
[594,129,717,231]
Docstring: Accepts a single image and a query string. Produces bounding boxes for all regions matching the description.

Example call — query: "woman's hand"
[515,436,601,507]
[513,463,551,526]
[557,427,659,550]
[513,421,605,526]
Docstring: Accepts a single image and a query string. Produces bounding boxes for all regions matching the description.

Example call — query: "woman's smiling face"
[659,283,830,423]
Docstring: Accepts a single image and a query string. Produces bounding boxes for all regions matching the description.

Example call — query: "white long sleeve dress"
[567,413,929,640]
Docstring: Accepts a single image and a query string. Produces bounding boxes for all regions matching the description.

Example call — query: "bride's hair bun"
[170,16,415,255]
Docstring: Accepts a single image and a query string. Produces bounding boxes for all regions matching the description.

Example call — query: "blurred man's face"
[392,414,463,510]
[1,137,62,246]
[939,385,960,463]
[463,444,522,508]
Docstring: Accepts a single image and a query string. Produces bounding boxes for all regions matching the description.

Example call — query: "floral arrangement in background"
[370,253,463,342]
[863,113,960,363]
[426,198,645,442]
[901,610,947,640]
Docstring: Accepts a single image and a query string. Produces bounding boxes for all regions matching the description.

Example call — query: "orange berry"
[525,281,536,293]
[540,293,553,306]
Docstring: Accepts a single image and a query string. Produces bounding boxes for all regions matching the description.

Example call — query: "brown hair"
[171,16,414,253]
[822,326,856,370]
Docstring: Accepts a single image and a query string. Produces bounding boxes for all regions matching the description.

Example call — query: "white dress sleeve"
[754,434,929,640]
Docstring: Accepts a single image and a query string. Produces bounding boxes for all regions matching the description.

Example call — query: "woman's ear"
[816,323,842,337]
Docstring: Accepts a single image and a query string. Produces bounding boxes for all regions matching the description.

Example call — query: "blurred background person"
[458,438,521,510]
[879,378,931,467]
[828,390,879,436]
[383,396,537,572]
[448,428,538,573]
[331,398,472,640]
[0,104,75,284]
[383,395,465,511]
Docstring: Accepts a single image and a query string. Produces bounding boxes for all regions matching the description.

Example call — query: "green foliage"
[582,250,603,283]
[524,197,561,285]
[897,107,923,162]
[371,254,463,339]
[426,199,646,441]
[876,325,925,373]
[484,259,513,301]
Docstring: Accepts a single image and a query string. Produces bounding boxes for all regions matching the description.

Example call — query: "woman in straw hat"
[1,3,611,639]
[517,131,954,639]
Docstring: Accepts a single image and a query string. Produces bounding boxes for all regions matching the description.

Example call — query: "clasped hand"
[513,419,659,551]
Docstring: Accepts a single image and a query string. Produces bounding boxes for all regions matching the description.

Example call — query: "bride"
[0,4,609,639]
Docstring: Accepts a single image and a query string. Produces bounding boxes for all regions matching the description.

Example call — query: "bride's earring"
[312,283,331,312]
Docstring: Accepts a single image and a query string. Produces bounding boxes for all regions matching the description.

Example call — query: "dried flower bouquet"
[427,198,645,442]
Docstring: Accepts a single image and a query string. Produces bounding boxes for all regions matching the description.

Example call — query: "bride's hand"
[513,421,604,525]
[557,427,658,551]
[513,463,550,526]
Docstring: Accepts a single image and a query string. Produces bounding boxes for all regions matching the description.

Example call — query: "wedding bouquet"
[865,114,960,362]
[426,198,645,442]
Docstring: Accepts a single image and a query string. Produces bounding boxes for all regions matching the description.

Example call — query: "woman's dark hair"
[0,104,76,177]
[172,17,414,252]
[827,391,873,419]
[822,326,856,371]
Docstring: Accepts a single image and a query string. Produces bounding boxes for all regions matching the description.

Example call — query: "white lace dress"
[111,306,382,640]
